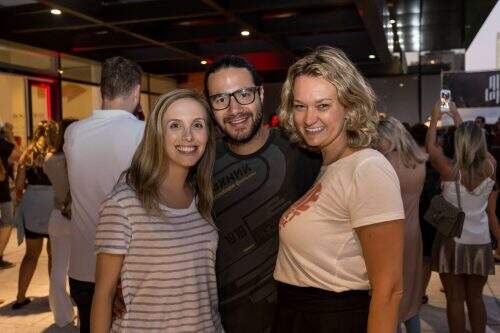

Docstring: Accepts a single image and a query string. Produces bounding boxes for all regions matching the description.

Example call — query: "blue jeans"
[398,314,421,333]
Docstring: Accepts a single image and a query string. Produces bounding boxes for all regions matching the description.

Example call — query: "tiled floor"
[0,235,499,332]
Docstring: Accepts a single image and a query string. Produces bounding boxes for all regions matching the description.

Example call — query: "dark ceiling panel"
[257,5,364,35]
[0,5,89,33]
[3,0,477,77]
[7,27,143,56]
[197,40,274,56]
[0,2,45,12]
[36,0,204,59]
[123,18,241,43]
[118,46,183,61]
[95,0,216,22]
[227,0,353,13]
[287,31,376,61]
[140,58,206,74]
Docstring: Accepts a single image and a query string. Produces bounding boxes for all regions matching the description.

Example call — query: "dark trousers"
[69,277,95,333]
[273,282,370,333]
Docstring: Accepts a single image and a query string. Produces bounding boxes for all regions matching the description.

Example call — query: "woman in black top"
[12,121,57,309]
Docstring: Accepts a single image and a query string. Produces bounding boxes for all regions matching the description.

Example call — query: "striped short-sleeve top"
[95,185,223,332]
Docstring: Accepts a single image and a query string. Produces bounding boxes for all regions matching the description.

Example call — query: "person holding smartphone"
[426,100,498,333]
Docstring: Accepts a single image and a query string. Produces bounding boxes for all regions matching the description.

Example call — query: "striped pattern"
[95,185,223,332]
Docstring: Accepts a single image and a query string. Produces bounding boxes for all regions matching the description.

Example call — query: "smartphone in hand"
[440,89,451,112]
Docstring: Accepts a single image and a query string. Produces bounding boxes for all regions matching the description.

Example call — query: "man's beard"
[223,107,263,145]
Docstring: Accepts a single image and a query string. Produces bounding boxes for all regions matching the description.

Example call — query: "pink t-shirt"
[274,148,405,292]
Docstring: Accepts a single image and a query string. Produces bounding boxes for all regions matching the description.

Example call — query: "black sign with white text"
[442,70,500,108]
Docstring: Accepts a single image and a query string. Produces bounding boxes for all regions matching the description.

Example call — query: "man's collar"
[92,109,137,119]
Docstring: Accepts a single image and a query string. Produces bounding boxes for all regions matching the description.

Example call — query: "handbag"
[424,178,465,238]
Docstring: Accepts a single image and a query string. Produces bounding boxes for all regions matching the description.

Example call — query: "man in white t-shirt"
[64,57,144,333]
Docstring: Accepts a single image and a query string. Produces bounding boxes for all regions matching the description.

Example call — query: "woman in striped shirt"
[91,89,223,332]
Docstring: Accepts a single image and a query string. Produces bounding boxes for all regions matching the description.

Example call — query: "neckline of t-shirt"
[321,148,372,169]
[159,196,196,213]
[222,128,276,160]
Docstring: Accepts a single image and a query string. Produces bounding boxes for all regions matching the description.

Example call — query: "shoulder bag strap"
[487,159,495,179]
[455,170,462,211]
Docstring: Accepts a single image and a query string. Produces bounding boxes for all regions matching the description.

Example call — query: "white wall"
[465,1,500,71]
[61,81,101,120]
[0,73,27,145]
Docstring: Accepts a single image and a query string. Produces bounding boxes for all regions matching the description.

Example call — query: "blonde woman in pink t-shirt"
[274,46,405,333]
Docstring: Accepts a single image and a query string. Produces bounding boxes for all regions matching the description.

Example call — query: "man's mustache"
[223,112,252,124]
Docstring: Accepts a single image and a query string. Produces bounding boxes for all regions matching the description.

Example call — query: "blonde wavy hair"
[123,89,216,224]
[279,46,379,149]
[454,122,490,189]
[377,117,427,169]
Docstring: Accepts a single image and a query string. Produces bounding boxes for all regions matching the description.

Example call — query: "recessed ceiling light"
[200,60,208,65]
[264,11,296,19]
[241,30,250,37]
[368,54,376,59]
[430,60,435,64]
[389,19,396,24]
[50,9,62,15]
[399,83,404,87]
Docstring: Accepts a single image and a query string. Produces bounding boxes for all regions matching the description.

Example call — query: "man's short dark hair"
[203,55,263,101]
[475,116,486,124]
[100,57,142,100]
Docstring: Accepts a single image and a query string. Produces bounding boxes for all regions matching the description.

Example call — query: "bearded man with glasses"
[203,55,322,332]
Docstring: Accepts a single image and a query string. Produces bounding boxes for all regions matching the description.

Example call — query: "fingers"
[433,100,441,112]
[112,295,125,318]
[112,284,126,319]
[432,100,443,120]
[449,101,458,113]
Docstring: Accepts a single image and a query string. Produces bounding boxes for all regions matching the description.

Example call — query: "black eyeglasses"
[208,86,261,111]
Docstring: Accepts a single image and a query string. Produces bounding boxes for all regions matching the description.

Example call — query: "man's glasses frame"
[208,86,261,111]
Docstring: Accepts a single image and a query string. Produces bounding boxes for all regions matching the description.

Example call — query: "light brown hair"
[454,121,490,189]
[378,117,427,169]
[123,89,216,223]
[24,120,58,166]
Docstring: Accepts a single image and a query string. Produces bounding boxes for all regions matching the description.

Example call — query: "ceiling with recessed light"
[0,0,491,81]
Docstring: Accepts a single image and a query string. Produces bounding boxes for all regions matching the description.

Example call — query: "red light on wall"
[45,84,52,120]
[239,52,292,71]
[31,82,53,120]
